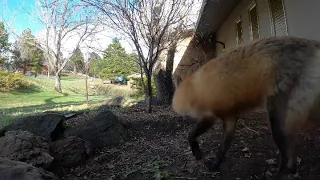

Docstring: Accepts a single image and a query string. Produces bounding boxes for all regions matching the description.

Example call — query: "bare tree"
[82,0,199,112]
[33,0,99,93]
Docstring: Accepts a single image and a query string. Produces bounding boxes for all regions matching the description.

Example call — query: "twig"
[174,176,197,180]
[239,120,261,135]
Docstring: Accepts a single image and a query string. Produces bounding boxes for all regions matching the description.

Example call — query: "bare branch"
[81,0,201,111]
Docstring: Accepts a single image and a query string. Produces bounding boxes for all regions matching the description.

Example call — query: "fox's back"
[173,36,320,117]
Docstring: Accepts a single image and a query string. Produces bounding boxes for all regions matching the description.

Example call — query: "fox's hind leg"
[267,92,297,179]
[268,87,317,179]
[188,117,215,160]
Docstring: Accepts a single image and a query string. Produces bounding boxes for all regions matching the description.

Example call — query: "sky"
[1,0,44,38]
[0,0,203,59]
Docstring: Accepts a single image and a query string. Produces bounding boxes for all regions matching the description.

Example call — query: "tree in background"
[82,0,198,113]
[34,0,98,93]
[91,38,139,79]
[70,47,85,75]
[15,28,44,75]
[0,21,9,66]
[29,46,44,77]
[88,51,101,78]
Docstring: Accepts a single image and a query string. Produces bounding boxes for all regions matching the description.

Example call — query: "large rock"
[49,136,94,168]
[64,110,127,148]
[0,157,58,180]
[106,96,126,107]
[0,130,54,169]
[3,112,65,141]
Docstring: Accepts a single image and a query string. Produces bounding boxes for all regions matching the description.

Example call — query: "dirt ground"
[61,105,320,180]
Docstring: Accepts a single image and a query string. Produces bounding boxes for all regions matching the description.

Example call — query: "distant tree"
[92,38,139,79]
[70,47,85,74]
[30,47,44,77]
[9,42,22,72]
[15,29,45,76]
[88,51,101,77]
[0,21,9,65]
[34,0,97,93]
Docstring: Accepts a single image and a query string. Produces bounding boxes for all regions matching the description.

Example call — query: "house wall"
[216,0,320,56]
[172,35,207,79]
[172,36,193,73]
[283,0,320,41]
[216,0,273,56]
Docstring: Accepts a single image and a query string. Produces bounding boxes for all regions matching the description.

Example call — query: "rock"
[266,158,277,165]
[3,113,65,141]
[265,170,273,179]
[49,136,94,168]
[64,110,127,148]
[242,147,250,152]
[97,104,111,112]
[0,157,58,180]
[0,130,54,169]
[106,96,126,107]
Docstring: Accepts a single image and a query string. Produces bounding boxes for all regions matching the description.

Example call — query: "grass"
[0,75,138,129]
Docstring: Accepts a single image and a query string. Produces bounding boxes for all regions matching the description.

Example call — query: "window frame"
[235,16,243,45]
[248,1,260,40]
[268,0,288,36]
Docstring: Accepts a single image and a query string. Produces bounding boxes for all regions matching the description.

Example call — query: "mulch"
[61,104,320,180]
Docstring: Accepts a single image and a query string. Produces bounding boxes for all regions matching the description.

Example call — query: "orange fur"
[172,41,277,119]
[172,36,320,177]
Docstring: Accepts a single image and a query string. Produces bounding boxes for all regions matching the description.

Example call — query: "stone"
[3,112,65,141]
[0,157,58,180]
[64,110,127,148]
[49,136,94,168]
[0,130,54,169]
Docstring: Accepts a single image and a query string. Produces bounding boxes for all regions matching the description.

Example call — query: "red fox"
[172,36,320,179]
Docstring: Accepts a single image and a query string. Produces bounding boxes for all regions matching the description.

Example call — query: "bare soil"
[61,105,320,180]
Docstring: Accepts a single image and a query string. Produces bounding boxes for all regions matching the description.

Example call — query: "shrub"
[92,84,134,97]
[129,76,157,97]
[0,70,32,92]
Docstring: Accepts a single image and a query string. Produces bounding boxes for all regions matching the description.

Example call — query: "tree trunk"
[85,69,89,105]
[74,64,77,75]
[23,61,27,75]
[146,73,152,113]
[154,69,174,105]
[55,73,62,93]
[154,41,176,105]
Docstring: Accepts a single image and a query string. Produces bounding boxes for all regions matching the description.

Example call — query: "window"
[249,2,259,40]
[235,17,243,45]
[268,0,287,36]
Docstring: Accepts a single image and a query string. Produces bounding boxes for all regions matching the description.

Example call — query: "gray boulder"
[0,157,58,180]
[2,112,65,141]
[64,110,127,148]
[0,130,54,169]
[49,136,95,168]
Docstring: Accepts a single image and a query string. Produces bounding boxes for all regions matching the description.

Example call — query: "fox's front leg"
[188,116,215,160]
[204,117,238,171]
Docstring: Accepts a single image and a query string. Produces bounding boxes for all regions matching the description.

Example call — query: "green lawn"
[0,76,135,128]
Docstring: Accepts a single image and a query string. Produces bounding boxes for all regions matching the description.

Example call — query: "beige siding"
[172,36,193,73]
[216,0,320,56]
[216,0,274,56]
[283,0,320,41]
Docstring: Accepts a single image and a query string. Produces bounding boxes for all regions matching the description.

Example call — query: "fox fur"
[172,36,320,179]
